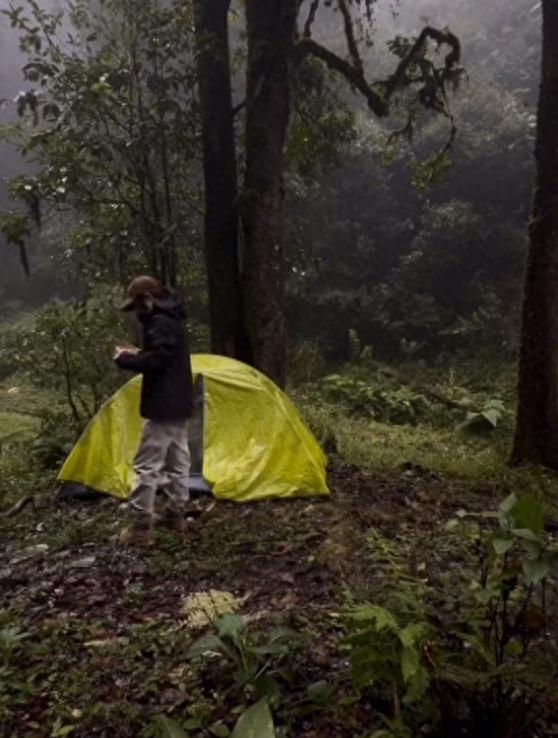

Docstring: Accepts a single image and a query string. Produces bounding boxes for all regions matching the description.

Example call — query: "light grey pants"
[130,420,191,517]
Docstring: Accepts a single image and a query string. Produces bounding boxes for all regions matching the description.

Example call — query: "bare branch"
[232,99,246,117]
[381,26,462,100]
[337,0,363,72]
[386,112,414,146]
[294,38,388,117]
[295,22,462,133]
[303,0,320,38]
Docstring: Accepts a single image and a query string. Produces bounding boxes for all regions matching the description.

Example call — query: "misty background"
[0,0,541,359]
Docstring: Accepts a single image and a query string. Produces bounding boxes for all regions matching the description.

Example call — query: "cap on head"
[121,275,163,311]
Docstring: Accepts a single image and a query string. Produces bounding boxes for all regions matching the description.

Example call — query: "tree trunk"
[241,0,297,387]
[511,0,558,468]
[194,0,252,361]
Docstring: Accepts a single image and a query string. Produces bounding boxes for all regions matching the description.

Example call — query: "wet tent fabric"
[57,354,329,502]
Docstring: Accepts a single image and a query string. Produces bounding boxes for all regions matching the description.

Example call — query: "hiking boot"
[118,515,155,547]
[155,508,187,534]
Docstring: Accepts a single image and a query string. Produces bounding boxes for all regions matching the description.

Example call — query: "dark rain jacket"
[115,290,194,422]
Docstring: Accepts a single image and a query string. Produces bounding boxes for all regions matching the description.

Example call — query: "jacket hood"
[155,288,186,317]
[140,287,186,320]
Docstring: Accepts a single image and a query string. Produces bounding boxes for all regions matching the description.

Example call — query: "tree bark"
[511,0,558,468]
[194,0,252,361]
[241,0,298,388]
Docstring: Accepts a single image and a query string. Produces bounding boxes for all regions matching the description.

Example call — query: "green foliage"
[411,151,453,193]
[144,715,188,738]
[0,212,31,274]
[184,613,306,736]
[230,699,275,738]
[2,0,202,285]
[343,602,430,712]
[337,491,557,737]
[288,58,358,183]
[432,494,558,735]
[187,613,299,710]
[288,340,326,385]
[286,53,530,361]
[146,701,276,738]
[0,625,29,667]
[447,494,558,627]
[0,623,32,725]
[1,297,120,408]
[0,290,126,468]
[319,374,429,425]
[0,411,39,448]
[462,398,508,434]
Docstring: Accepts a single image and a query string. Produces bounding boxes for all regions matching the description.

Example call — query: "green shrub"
[319,374,430,425]
[0,289,125,423]
[289,340,327,385]
[344,603,431,709]
[341,494,558,738]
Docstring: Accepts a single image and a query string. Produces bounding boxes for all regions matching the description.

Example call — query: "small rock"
[71,556,96,569]
[279,572,295,585]
[12,544,49,563]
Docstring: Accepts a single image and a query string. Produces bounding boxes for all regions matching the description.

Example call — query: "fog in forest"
[0,0,541,348]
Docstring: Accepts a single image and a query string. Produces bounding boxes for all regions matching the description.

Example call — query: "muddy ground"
[1,464,556,738]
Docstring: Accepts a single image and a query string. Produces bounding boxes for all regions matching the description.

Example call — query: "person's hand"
[114,345,138,360]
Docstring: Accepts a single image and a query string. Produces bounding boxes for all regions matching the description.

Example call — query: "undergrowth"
[294,360,558,512]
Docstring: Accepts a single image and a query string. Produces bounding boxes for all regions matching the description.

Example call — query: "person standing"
[114,276,194,547]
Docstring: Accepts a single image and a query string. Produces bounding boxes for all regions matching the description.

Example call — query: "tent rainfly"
[58,354,329,503]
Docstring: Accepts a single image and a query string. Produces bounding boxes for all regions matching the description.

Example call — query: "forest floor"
[2,367,558,737]
[1,462,558,738]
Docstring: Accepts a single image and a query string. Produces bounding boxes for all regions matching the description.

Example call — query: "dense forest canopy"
[0,0,540,363]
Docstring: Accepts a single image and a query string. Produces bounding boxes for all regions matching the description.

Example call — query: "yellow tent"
[57,354,329,503]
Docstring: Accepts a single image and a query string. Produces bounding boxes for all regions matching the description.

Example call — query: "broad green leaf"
[306,680,333,705]
[481,409,500,428]
[253,674,281,707]
[250,643,289,657]
[522,558,550,585]
[230,699,275,738]
[492,537,513,555]
[518,540,541,557]
[210,722,230,737]
[185,634,223,659]
[183,718,203,731]
[511,528,540,542]
[268,627,297,642]
[217,613,245,641]
[499,493,518,515]
[511,495,544,533]
[481,511,502,520]
[347,605,398,631]
[150,716,188,738]
[52,727,75,738]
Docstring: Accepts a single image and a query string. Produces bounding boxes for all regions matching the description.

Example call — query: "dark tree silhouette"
[240,0,298,388]
[194,0,252,363]
[512,0,558,468]
[192,0,462,386]
[238,0,461,385]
